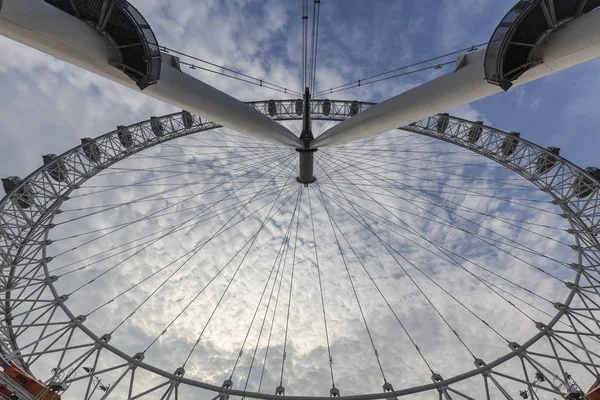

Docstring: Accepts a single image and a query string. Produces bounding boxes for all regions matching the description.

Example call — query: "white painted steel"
[312,10,600,148]
[0,0,302,147]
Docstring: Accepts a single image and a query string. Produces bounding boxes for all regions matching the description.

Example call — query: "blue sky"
[1,1,600,399]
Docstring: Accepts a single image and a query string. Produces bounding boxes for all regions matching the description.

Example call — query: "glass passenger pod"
[81,138,102,163]
[468,121,484,144]
[588,382,600,400]
[535,146,560,175]
[268,100,277,117]
[2,176,33,209]
[349,100,360,116]
[573,167,600,199]
[150,116,164,137]
[484,0,600,90]
[117,125,134,148]
[42,0,162,90]
[501,131,520,157]
[0,363,62,400]
[182,110,194,130]
[484,0,537,89]
[323,99,332,116]
[295,99,303,116]
[436,113,450,134]
[43,154,68,182]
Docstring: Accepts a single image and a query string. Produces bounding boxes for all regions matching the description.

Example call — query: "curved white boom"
[312,9,600,148]
[0,0,302,148]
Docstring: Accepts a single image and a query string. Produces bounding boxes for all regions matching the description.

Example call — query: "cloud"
[1,1,600,400]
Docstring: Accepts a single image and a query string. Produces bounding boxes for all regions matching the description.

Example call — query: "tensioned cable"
[314,41,489,96]
[161,47,301,96]
[309,0,321,94]
[57,181,282,218]
[302,0,309,91]
[84,186,300,319]
[315,181,389,383]
[52,182,292,248]
[318,153,568,282]
[228,193,300,381]
[50,186,298,279]
[318,180,566,232]
[314,160,561,319]
[65,154,296,297]
[308,186,336,388]
[257,190,298,392]
[320,139,558,214]
[240,188,303,394]
[178,60,296,96]
[181,186,301,369]
[65,148,289,201]
[71,134,292,192]
[326,145,564,217]
[167,163,299,367]
[279,187,303,387]
[334,180,570,334]
[313,163,479,360]
[54,174,295,243]
[316,185,566,320]
[318,62,456,96]
[53,155,292,258]
[55,153,293,231]
[131,162,301,351]
[142,181,300,356]
[330,148,548,192]
[325,182,551,203]
[317,183,573,267]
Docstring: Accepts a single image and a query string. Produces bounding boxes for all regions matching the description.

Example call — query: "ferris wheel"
[1,1,600,400]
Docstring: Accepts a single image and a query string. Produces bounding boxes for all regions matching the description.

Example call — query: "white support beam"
[0,0,302,148]
[312,9,600,148]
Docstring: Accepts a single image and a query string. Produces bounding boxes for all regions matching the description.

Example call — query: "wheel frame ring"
[0,100,599,399]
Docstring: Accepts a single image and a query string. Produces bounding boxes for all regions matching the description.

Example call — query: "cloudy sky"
[1,1,600,399]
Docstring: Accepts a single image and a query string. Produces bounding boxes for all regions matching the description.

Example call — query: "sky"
[1,1,600,400]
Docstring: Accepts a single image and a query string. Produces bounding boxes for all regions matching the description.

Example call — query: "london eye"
[1,1,600,399]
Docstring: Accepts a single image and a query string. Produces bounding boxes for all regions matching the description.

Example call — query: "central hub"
[296,148,317,185]
[297,87,317,185]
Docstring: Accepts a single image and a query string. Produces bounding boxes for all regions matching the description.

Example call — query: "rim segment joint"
[54,294,69,304]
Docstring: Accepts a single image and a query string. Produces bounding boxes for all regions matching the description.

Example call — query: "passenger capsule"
[436,113,450,134]
[468,121,483,144]
[43,154,67,182]
[501,132,520,157]
[2,176,33,209]
[535,147,560,175]
[81,138,102,163]
[182,110,194,130]
[573,167,600,198]
[0,362,63,399]
[349,100,359,116]
[295,99,303,116]
[150,117,164,137]
[117,126,134,148]
[268,100,277,117]
[323,99,332,116]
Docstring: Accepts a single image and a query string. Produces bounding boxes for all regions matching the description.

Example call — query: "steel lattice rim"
[1,99,600,399]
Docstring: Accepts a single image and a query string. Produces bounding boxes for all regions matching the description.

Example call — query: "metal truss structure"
[1,99,600,399]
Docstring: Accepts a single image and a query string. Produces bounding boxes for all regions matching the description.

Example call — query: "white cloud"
[1,1,600,400]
